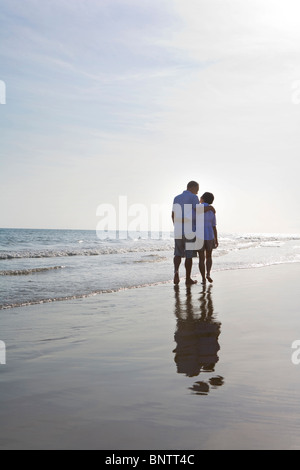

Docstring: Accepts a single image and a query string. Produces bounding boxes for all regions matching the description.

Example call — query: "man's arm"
[172,211,174,224]
[204,205,216,214]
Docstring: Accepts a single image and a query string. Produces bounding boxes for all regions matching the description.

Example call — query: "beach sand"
[1,263,300,450]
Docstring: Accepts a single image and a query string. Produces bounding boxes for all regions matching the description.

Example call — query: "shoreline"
[1,259,300,311]
[1,263,300,449]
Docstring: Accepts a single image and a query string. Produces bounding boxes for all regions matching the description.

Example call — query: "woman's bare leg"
[198,250,206,284]
[206,249,213,283]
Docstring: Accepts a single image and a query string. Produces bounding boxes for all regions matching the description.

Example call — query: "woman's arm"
[213,226,218,248]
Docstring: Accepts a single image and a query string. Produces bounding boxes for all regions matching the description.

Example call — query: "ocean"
[1,228,300,310]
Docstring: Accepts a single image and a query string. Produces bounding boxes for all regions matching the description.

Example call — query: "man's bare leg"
[173,255,181,284]
[185,258,197,285]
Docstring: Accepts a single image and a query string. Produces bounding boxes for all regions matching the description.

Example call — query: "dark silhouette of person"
[173,284,224,395]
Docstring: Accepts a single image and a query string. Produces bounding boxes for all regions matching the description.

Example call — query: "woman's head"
[200,192,214,204]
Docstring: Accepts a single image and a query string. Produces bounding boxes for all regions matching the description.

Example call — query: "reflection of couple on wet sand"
[173,283,224,395]
[172,181,218,286]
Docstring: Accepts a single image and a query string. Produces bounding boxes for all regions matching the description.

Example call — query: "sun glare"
[260,0,300,33]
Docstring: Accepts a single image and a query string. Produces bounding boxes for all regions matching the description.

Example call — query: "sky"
[1,0,300,233]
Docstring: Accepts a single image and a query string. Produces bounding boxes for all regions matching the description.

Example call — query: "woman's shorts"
[198,239,216,252]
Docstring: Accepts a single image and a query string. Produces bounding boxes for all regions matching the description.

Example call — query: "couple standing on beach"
[172,181,218,286]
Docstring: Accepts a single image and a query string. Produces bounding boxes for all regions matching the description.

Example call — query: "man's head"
[200,192,214,204]
[187,181,199,195]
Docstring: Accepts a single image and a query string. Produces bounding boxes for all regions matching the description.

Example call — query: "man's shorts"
[198,239,216,252]
[174,236,197,259]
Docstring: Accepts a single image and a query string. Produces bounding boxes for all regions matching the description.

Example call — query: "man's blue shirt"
[173,190,199,233]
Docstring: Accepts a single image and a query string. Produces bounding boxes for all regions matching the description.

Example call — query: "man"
[172,181,215,286]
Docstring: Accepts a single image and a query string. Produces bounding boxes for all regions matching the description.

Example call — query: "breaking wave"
[0,266,65,276]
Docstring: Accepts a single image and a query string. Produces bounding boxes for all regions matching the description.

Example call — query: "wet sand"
[1,263,300,450]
